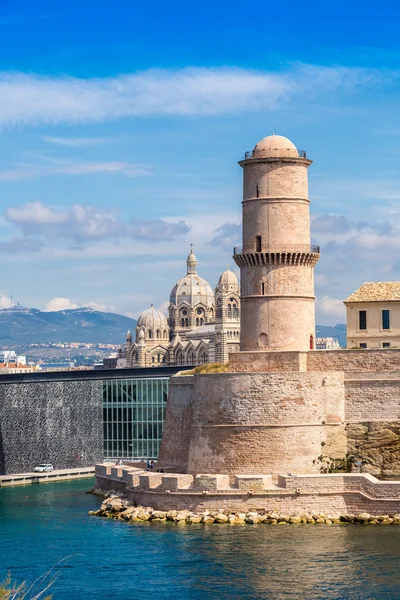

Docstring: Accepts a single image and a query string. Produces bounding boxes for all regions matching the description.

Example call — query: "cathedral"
[124,248,240,367]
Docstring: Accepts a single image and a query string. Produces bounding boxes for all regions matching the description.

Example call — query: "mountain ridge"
[0,305,137,345]
[0,305,346,347]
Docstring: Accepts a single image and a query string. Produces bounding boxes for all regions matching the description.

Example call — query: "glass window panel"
[382,310,390,330]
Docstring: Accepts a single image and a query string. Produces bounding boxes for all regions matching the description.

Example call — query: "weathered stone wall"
[308,349,400,372]
[158,371,346,475]
[156,377,194,472]
[0,380,103,474]
[229,350,307,372]
[229,349,400,373]
[96,469,400,515]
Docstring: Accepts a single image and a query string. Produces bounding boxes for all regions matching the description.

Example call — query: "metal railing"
[233,245,320,255]
[243,149,307,160]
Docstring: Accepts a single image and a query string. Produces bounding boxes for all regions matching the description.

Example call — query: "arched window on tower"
[216,299,222,319]
[177,353,184,366]
[148,330,153,339]
[259,333,268,348]
[196,318,199,327]
[188,352,195,365]
[156,330,161,339]
[227,304,232,319]
[181,318,185,327]
[310,335,314,350]
[185,318,189,327]
[201,351,208,364]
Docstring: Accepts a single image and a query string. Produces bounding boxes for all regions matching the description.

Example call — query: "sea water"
[1,479,400,600]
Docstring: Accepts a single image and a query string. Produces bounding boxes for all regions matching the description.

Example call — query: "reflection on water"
[1,480,400,600]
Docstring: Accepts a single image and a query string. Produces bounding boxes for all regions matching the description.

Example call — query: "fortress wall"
[0,380,103,474]
[161,371,347,475]
[229,350,307,372]
[157,377,194,473]
[345,379,400,423]
[308,349,400,372]
[229,349,400,373]
[96,469,400,515]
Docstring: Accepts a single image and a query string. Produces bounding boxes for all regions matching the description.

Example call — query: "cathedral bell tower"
[233,134,320,352]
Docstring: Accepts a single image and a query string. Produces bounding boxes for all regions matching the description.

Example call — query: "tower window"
[383,342,390,348]
[359,343,367,348]
[359,310,367,330]
[255,236,262,252]
[261,283,265,295]
[256,184,259,198]
[259,333,268,347]
[382,310,390,330]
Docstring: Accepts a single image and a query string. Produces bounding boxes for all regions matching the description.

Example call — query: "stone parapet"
[95,465,400,515]
[235,474,272,490]
[229,350,307,372]
[195,474,230,491]
[228,348,400,374]
[161,475,194,491]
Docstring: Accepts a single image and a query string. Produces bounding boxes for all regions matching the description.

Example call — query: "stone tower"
[233,134,320,352]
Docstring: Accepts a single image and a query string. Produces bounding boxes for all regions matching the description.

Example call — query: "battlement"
[95,464,400,515]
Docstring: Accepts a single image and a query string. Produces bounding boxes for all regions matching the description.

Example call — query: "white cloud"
[0,294,12,308]
[317,296,346,320]
[0,65,391,127]
[42,135,108,147]
[44,297,78,311]
[0,160,150,181]
[85,301,118,313]
[4,200,190,242]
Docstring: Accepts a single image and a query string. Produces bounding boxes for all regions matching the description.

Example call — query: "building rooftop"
[344,282,400,303]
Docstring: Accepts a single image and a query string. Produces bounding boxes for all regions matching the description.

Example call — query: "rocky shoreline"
[88,489,400,525]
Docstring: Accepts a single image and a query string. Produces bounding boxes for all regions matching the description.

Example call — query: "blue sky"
[1,0,400,324]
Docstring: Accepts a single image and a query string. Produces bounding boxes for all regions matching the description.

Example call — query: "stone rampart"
[158,371,346,475]
[229,348,400,373]
[95,466,400,515]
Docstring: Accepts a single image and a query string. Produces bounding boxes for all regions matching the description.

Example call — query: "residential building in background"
[315,337,340,350]
[0,350,26,365]
[345,282,400,348]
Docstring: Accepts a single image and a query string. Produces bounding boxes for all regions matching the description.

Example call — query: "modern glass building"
[0,365,190,470]
[103,377,169,460]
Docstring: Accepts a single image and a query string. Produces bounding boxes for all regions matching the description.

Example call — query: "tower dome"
[218,267,239,287]
[252,134,299,159]
[136,305,169,342]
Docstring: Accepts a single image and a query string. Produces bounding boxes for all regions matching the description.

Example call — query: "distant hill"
[316,323,346,347]
[0,304,345,348]
[0,306,137,345]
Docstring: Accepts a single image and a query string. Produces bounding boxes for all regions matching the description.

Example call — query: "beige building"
[345,282,400,349]
[123,249,240,367]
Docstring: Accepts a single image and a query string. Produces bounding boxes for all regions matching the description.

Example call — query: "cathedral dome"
[252,134,298,159]
[218,268,239,287]
[170,274,214,308]
[137,305,168,331]
[170,248,214,309]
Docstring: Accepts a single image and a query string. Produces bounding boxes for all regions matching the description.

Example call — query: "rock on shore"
[87,491,400,526]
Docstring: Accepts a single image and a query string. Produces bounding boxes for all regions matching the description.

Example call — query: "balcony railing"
[233,245,320,255]
[243,149,307,160]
